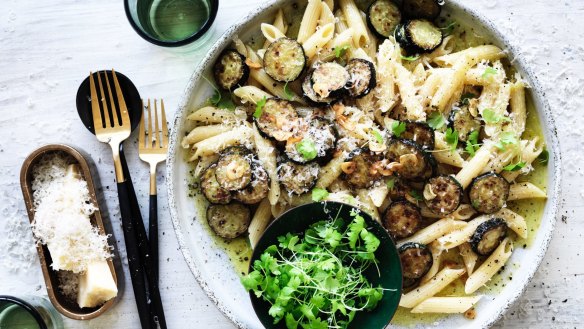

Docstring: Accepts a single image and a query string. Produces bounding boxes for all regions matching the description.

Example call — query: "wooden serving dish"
[19,144,118,320]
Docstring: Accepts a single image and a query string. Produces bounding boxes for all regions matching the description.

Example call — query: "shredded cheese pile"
[31,153,111,273]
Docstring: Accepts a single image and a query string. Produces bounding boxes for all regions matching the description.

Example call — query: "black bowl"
[249,201,403,329]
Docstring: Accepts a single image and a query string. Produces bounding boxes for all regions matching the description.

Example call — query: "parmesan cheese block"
[77,260,118,308]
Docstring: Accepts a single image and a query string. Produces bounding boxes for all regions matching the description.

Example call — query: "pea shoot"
[242,211,387,329]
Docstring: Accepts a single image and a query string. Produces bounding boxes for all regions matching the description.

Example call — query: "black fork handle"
[149,194,159,280]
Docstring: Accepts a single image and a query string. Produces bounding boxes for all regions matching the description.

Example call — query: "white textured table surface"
[1,0,583,328]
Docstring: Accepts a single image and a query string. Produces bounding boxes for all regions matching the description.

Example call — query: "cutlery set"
[88,70,168,329]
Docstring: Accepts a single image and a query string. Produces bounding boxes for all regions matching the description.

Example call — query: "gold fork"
[138,99,168,279]
[89,70,166,329]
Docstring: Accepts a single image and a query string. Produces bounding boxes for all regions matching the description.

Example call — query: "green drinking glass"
[0,296,63,329]
[124,0,219,47]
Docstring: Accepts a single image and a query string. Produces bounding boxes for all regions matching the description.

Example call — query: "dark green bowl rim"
[123,0,219,47]
[0,296,48,329]
[247,201,403,329]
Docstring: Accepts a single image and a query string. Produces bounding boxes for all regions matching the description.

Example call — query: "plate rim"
[166,1,562,328]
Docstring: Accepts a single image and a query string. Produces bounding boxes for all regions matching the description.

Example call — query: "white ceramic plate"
[166,1,562,328]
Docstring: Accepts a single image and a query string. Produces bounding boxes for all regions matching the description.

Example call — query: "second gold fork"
[138,99,168,280]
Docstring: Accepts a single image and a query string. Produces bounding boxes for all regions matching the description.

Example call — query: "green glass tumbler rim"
[124,0,219,47]
[0,295,48,329]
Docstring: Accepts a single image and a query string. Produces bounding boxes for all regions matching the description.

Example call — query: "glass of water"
[124,0,219,47]
[0,295,63,329]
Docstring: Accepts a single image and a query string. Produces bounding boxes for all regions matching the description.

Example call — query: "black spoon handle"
[119,146,167,329]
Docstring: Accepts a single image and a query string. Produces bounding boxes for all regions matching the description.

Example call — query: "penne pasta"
[433,132,465,167]
[465,238,513,294]
[508,77,527,136]
[248,199,273,248]
[411,296,483,313]
[400,267,466,308]
[339,0,369,47]
[253,125,280,205]
[508,182,547,200]
[455,141,495,189]
[193,126,253,158]
[316,156,344,189]
[437,214,491,250]
[297,0,322,43]
[433,45,505,66]
[302,23,335,58]
[497,208,528,239]
[319,1,335,27]
[397,218,468,247]
[459,242,478,275]
[263,9,287,48]
[187,106,240,123]
[420,242,443,284]
[233,85,273,104]
[182,124,232,148]
[261,23,286,43]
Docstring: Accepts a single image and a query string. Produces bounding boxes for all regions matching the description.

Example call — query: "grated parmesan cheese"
[31,153,111,274]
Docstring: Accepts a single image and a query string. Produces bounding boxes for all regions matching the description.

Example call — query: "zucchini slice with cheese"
[404,19,443,53]
[255,98,300,142]
[215,146,253,191]
[423,175,462,216]
[207,203,251,239]
[470,218,508,256]
[449,106,481,142]
[399,242,433,280]
[263,37,306,82]
[311,62,350,99]
[278,160,320,195]
[200,164,232,204]
[346,58,377,98]
[302,69,335,105]
[367,0,402,39]
[469,172,510,214]
[386,139,435,182]
[401,121,435,150]
[284,118,337,163]
[342,148,383,189]
[213,50,249,91]
[234,165,270,204]
[382,200,422,239]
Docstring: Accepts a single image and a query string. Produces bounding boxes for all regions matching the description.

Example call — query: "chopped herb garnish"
[427,111,446,130]
[481,67,498,79]
[372,129,384,144]
[445,128,459,151]
[311,188,329,202]
[296,138,318,161]
[409,190,423,201]
[440,20,457,36]
[335,44,351,58]
[391,121,406,138]
[465,130,480,156]
[538,149,549,165]
[495,132,519,150]
[253,96,267,119]
[386,177,396,190]
[503,161,526,171]
[204,76,236,110]
[283,82,294,101]
[482,108,511,124]
[401,54,420,61]
[242,212,385,327]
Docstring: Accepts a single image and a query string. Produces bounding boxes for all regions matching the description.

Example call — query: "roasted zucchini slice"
[285,118,337,163]
[404,19,443,53]
[343,148,383,189]
[382,200,422,239]
[263,37,306,82]
[311,62,350,99]
[387,176,414,201]
[207,203,251,239]
[423,175,462,216]
[215,146,253,191]
[302,69,336,105]
[399,242,433,280]
[367,0,402,39]
[200,163,232,204]
[469,172,510,214]
[402,0,441,20]
[234,165,270,204]
[470,218,508,256]
[213,50,249,91]
[395,23,411,49]
[386,139,435,182]
[278,160,320,195]
[346,58,377,98]
[401,121,435,150]
[449,106,481,142]
[255,98,300,141]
